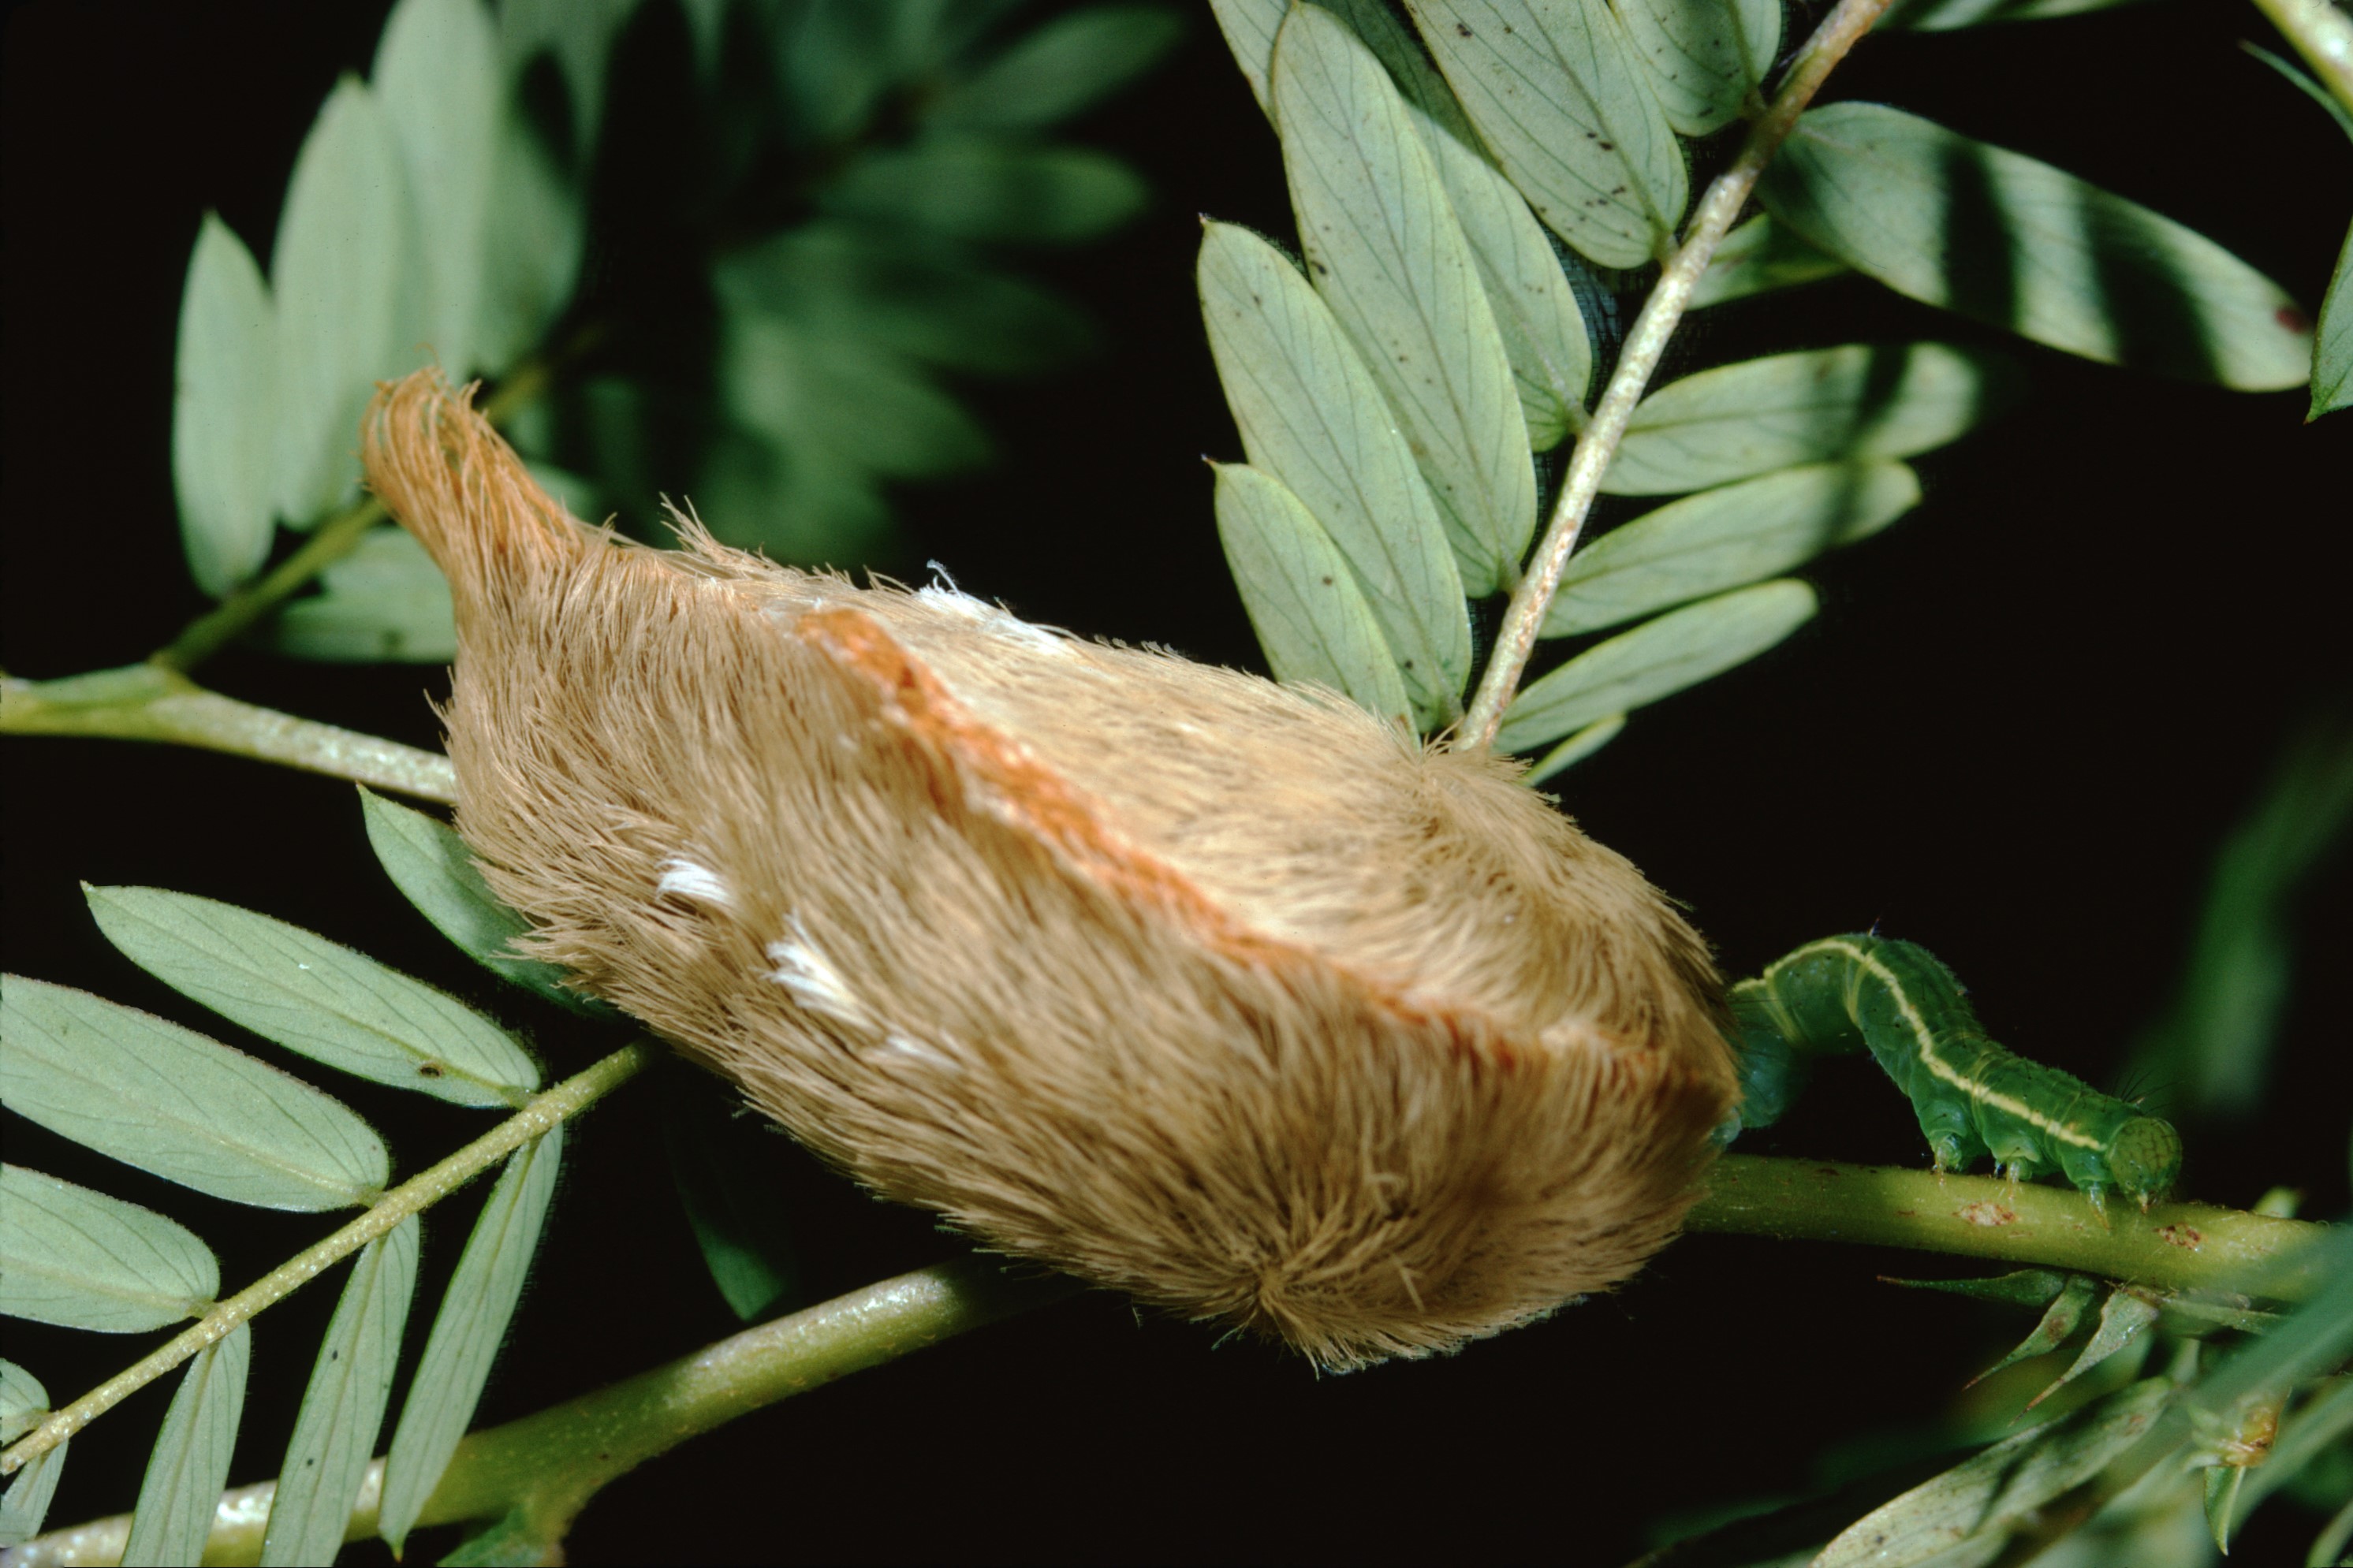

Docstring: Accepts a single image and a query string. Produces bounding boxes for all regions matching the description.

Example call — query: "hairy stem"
[0,665,456,803]
[2250,0,2353,117]
[0,1043,656,1479]
[1687,1154,2332,1298]
[4,1260,1076,1568]
[1456,0,1893,751]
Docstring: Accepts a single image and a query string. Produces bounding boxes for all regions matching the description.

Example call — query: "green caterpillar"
[1725,935,2182,1214]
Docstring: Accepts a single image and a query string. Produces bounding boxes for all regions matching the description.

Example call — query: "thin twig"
[1456,0,1895,752]
[1,667,457,802]
[0,1043,656,1479]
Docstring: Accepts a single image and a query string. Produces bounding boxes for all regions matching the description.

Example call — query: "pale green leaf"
[2027,1287,2161,1409]
[271,77,429,524]
[929,6,1182,131]
[0,1440,67,1549]
[496,0,637,151]
[714,222,1092,376]
[1526,712,1624,784]
[122,1324,248,1568]
[1498,579,1816,752]
[822,140,1147,245]
[1212,463,1415,731]
[0,1361,48,1445]
[375,0,500,377]
[1760,103,2314,390]
[1881,0,2156,29]
[1814,1378,2174,1568]
[0,1164,216,1333]
[84,885,539,1109]
[1620,0,1780,136]
[1207,0,1287,110]
[262,526,457,663]
[259,1220,419,1568]
[1406,0,1688,269]
[2314,218,2352,419]
[1607,342,2004,495]
[1545,460,1920,636]
[1690,213,1852,309]
[473,102,584,372]
[2,976,387,1211]
[1273,5,1535,595]
[360,790,595,1011]
[378,1130,564,1555]
[720,310,989,482]
[663,1068,800,1322]
[1216,0,1479,138]
[172,215,281,598]
[1198,222,1470,725]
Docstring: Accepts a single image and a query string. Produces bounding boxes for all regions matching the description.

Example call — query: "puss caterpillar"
[362,370,1736,1368]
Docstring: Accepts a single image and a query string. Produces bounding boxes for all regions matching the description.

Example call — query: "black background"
[3,2,2348,1562]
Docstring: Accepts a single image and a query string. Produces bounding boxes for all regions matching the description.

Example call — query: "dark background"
[3,2,2348,1562]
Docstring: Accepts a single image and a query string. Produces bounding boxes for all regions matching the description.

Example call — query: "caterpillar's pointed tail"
[362,369,591,609]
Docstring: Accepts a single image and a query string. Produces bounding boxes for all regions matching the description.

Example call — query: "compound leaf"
[375,0,500,378]
[172,216,281,598]
[1607,341,2004,495]
[1619,0,1780,136]
[84,885,539,1109]
[121,1324,249,1568]
[1760,103,2313,390]
[1213,462,1415,731]
[1,976,387,1211]
[1498,579,1816,753]
[0,1164,216,1334]
[378,1130,563,1555]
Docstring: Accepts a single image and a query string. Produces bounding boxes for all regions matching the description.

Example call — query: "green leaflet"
[1973,1271,2098,1384]
[171,215,280,598]
[1607,342,2004,495]
[1,976,388,1211]
[2028,1287,2160,1410]
[1544,461,1920,637]
[261,526,457,663]
[496,0,637,155]
[821,138,1147,246]
[1689,213,1852,309]
[1273,5,1535,596]
[663,1066,801,1322]
[1814,1379,2174,1568]
[1618,0,1780,137]
[1197,222,1471,725]
[714,222,1093,377]
[1880,0,2156,29]
[1213,463,1415,732]
[259,1219,419,1568]
[0,1164,217,1333]
[472,98,584,374]
[1498,579,1816,754]
[0,1440,67,1549]
[1406,0,1687,269]
[1525,713,1624,785]
[2314,217,2352,419]
[270,76,429,525]
[121,1324,249,1568]
[927,6,1184,132]
[378,1129,564,1555]
[360,788,596,1012]
[0,1361,45,1444]
[1760,103,2313,391]
[719,308,991,484]
[84,885,540,1109]
[375,0,500,378]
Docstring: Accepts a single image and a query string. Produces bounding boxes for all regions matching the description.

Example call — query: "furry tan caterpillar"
[361,370,1736,1368]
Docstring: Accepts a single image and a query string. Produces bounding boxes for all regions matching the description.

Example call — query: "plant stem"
[0,1043,656,1480]
[2,1259,1076,1568]
[0,665,456,803]
[2250,0,2353,117]
[1687,1154,2332,1298]
[1456,0,1893,752]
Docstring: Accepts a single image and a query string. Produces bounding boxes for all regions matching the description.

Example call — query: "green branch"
[0,665,456,803]
[1458,0,1895,750]
[5,1259,1076,1568]
[1687,1154,2332,1298]
[0,1043,656,1480]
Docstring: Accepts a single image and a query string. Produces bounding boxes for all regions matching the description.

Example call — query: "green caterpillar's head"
[2108,1117,2183,1210]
